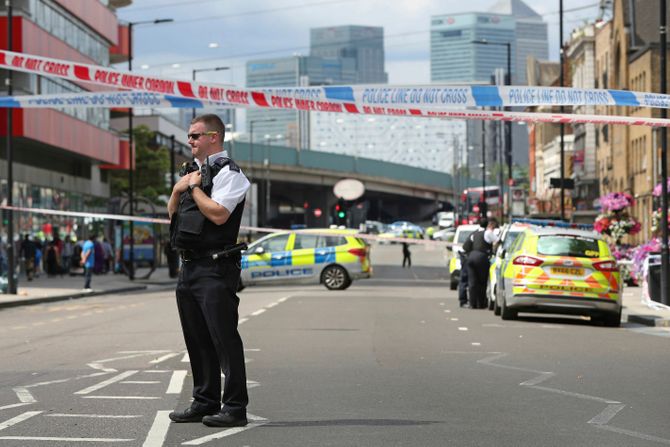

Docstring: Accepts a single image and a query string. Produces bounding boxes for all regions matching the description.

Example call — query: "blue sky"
[116,0,603,87]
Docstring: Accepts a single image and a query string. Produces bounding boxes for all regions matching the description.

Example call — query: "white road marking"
[251,309,266,316]
[593,424,670,445]
[82,396,161,400]
[266,302,278,308]
[588,404,626,425]
[75,370,138,395]
[46,414,143,419]
[166,370,187,394]
[0,403,31,411]
[12,387,36,403]
[142,410,172,447]
[87,363,117,373]
[444,310,451,313]
[145,370,170,374]
[450,318,459,321]
[471,343,481,346]
[529,385,620,404]
[458,327,468,331]
[519,372,555,387]
[277,296,291,303]
[238,318,249,325]
[149,353,181,364]
[439,302,445,306]
[0,436,134,442]
[118,351,172,354]
[0,411,42,431]
[181,413,268,445]
[121,381,161,384]
[244,348,261,352]
[181,352,190,362]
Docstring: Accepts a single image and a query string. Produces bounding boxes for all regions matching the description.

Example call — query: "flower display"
[651,209,670,233]
[652,177,670,197]
[600,192,635,212]
[630,238,662,281]
[594,191,640,244]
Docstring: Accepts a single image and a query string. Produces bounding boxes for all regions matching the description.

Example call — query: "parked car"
[487,222,531,312]
[495,227,622,326]
[240,228,371,290]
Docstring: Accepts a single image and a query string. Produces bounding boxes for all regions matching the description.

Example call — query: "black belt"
[179,242,248,262]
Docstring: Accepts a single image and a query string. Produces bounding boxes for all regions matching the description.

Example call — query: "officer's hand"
[173,173,191,194]
[189,171,202,187]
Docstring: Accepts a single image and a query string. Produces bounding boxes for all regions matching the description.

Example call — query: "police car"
[240,228,371,290]
[495,226,622,326]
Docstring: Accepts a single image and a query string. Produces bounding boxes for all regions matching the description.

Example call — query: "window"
[259,234,290,253]
[317,236,346,247]
[537,235,600,258]
[294,234,318,250]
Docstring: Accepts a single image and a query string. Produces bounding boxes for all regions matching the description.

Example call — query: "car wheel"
[500,295,517,320]
[493,298,501,316]
[598,309,621,327]
[322,265,350,290]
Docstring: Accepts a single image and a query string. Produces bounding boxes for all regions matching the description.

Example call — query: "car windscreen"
[536,235,601,258]
[457,230,476,244]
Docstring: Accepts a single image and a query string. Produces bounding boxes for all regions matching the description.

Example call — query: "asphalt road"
[0,244,668,446]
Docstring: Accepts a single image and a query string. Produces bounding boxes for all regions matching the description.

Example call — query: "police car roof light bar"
[511,218,594,231]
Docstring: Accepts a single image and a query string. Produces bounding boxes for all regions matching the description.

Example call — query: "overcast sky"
[117,0,603,87]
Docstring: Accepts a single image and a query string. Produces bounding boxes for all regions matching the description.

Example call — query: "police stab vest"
[170,157,245,251]
[470,230,493,256]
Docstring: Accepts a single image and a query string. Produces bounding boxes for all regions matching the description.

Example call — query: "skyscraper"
[430,0,548,174]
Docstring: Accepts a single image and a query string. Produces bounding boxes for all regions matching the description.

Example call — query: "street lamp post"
[5,0,16,294]
[127,18,172,280]
[169,134,176,191]
[659,0,669,305]
[192,66,230,119]
[472,39,512,222]
[560,0,566,221]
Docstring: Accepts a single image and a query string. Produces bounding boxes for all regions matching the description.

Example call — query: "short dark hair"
[478,217,489,228]
[191,114,225,146]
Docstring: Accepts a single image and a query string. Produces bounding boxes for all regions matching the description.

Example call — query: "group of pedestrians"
[459,217,500,309]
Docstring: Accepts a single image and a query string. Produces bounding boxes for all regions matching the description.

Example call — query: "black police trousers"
[176,258,248,414]
[466,250,490,309]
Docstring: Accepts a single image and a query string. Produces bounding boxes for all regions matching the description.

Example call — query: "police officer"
[167,114,250,428]
[463,218,498,309]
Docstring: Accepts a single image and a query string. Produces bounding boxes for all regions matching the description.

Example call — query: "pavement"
[1,258,669,327]
[0,266,177,309]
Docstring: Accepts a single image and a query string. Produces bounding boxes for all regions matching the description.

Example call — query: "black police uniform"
[464,230,492,309]
[170,157,248,418]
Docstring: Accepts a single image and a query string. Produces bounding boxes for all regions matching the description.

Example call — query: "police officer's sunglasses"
[187,131,218,140]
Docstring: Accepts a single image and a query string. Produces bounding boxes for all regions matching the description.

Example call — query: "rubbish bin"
[648,264,661,303]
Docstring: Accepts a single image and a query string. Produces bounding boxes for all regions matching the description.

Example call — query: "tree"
[110,125,170,205]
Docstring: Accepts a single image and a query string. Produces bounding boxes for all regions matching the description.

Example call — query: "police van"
[240,228,372,290]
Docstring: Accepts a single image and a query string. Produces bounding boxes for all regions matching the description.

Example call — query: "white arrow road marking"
[149,353,181,364]
[75,370,138,395]
[181,413,268,445]
[0,436,134,442]
[142,410,171,447]
[588,404,626,425]
[82,396,161,400]
[181,353,190,363]
[0,403,32,411]
[0,411,42,430]
[166,371,187,394]
[46,414,143,419]
[12,387,36,403]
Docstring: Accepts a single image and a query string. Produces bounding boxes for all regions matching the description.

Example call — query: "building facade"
[1,0,129,240]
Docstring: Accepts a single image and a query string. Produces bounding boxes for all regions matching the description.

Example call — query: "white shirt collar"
[195,150,228,168]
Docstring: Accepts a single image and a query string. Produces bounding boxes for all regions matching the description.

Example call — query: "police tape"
[0,91,234,110]
[3,89,670,128]
[2,49,670,113]
[0,205,454,248]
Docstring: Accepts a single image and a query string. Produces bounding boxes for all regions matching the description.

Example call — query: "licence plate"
[551,267,584,276]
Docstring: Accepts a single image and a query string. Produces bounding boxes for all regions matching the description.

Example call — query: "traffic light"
[335,198,347,225]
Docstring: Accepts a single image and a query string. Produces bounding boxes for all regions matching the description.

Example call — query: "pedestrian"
[463,218,499,309]
[458,250,469,307]
[167,114,250,428]
[0,236,7,276]
[80,234,95,291]
[62,235,74,275]
[45,241,60,277]
[93,237,104,274]
[402,242,411,268]
[102,238,113,273]
[19,234,36,281]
